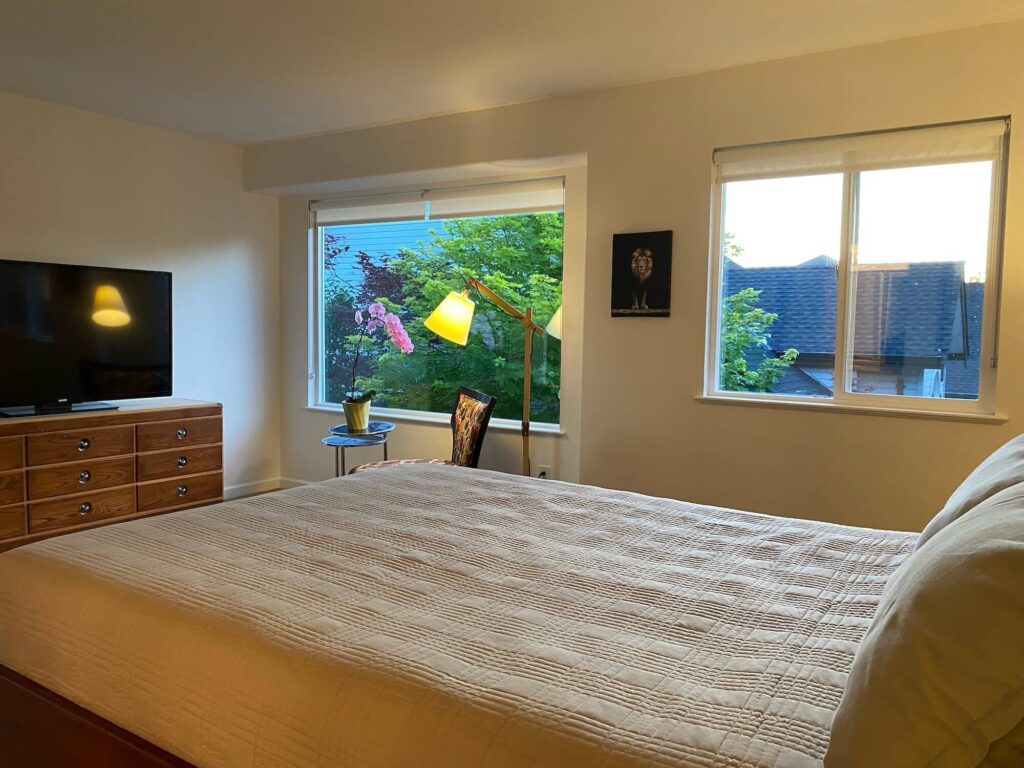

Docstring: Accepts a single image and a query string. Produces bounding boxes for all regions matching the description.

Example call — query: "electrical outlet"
[537,465,552,479]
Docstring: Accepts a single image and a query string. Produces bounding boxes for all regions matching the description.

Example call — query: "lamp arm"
[453,274,553,476]
[463,275,539,476]
[465,277,543,335]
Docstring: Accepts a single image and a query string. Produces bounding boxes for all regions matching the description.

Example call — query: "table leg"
[341,448,346,477]
[384,439,388,461]
[335,447,340,478]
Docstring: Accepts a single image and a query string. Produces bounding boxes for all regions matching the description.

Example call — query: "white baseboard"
[223,477,318,499]
[224,478,284,499]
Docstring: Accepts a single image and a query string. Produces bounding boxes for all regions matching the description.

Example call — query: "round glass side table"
[322,421,396,477]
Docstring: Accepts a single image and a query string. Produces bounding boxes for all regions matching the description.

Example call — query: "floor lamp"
[424,277,560,476]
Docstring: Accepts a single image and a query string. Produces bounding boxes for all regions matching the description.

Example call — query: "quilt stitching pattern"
[0,466,916,767]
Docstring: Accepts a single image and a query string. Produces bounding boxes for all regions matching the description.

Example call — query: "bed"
[0,463,917,767]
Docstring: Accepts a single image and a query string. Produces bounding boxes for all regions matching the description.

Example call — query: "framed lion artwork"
[610,230,672,317]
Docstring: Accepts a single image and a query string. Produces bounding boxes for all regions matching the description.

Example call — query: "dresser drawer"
[138,471,222,512]
[0,471,24,506]
[27,426,134,466]
[29,486,137,534]
[137,417,222,452]
[0,438,23,471]
[137,445,222,482]
[27,456,136,501]
[0,504,25,540]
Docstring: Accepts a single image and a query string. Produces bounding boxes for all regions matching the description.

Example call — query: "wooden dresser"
[0,399,223,551]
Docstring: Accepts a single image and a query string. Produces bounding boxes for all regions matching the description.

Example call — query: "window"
[312,179,564,424]
[708,118,1008,415]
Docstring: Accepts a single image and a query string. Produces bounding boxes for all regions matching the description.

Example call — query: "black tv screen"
[0,260,172,411]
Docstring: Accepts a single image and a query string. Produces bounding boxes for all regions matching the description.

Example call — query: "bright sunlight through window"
[709,119,1008,414]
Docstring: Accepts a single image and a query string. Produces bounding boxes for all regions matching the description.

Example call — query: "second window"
[709,118,1008,413]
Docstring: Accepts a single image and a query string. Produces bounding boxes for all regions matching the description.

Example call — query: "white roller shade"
[312,193,425,225]
[715,118,1008,183]
[312,177,565,225]
[426,178,564,218]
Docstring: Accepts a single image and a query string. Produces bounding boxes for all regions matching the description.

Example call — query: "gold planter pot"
[343,399,371,433]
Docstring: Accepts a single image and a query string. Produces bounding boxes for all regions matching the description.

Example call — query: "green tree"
[719,288,798,392]
[719,233,797,392]
[322,213,563,422]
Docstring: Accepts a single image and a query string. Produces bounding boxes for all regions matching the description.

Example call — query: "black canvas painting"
[611,230,672,317]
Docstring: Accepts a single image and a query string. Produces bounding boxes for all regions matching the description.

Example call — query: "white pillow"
[826,484,1024,767]
[917,433,1024,550]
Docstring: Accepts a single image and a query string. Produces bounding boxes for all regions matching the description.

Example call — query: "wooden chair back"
[450,387,497,468]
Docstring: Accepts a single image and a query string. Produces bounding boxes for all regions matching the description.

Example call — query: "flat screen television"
[0,259,172,417]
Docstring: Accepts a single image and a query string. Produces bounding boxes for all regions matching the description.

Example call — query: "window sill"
[305,404,567,435]
[694,394,1007,424]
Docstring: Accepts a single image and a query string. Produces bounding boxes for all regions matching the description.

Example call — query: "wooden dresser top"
[0,399,222,438]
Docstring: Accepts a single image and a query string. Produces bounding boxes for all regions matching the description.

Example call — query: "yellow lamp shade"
[424,290,475,345]
[545,305,562,340]
[92,284,131,327]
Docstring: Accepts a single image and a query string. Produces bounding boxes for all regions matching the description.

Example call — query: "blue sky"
[723,161,993,281]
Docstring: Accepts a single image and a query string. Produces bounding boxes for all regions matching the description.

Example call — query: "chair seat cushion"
[349,458,453,474]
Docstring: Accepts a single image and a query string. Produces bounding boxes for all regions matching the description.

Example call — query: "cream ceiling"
[1,0,1021,144]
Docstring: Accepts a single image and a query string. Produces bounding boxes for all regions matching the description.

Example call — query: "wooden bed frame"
[0,664,197,768]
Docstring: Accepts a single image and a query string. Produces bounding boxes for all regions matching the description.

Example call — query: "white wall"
[0,91,281,496]
[249,21,1024,531]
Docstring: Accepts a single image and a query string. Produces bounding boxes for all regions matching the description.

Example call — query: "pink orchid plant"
[347,302,414,403]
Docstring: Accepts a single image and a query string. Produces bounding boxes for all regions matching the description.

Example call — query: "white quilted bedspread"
[0,465,916,768]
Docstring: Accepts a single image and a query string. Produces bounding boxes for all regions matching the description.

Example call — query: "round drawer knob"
[77,437,91,452]
[78,470,91,484]
[176,427,188,440]
[177,456,188,468]
[177,484,188,497]
[78,501,93,515]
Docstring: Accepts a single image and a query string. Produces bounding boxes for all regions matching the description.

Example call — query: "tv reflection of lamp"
[92,285,131,327]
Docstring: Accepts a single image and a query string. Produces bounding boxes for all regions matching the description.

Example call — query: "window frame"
[704,122,1009,417]
[308,178,568,430]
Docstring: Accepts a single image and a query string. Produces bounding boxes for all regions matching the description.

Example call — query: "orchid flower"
[348,302,414,402]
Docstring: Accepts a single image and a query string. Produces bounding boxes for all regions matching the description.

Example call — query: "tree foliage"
[719,288,798,392]
[322,213,563,422]
[719,233,798,392]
